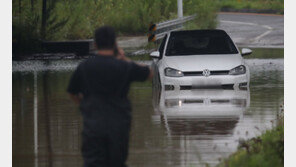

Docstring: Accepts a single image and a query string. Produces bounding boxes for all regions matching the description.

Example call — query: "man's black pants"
[81,117,130,167]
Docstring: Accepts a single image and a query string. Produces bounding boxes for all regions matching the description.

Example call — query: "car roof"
[169,29,228,35]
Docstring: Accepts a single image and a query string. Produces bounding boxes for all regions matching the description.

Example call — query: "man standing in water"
[67,26,153,167]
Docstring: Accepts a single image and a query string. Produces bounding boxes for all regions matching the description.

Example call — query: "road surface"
[217,12,284,48]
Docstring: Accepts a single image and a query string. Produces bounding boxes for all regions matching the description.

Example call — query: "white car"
[150,29,252,91]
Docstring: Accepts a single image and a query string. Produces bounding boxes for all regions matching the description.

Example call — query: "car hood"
[163,54,243,71]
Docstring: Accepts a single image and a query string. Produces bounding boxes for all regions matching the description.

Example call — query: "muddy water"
[12,58,283,167]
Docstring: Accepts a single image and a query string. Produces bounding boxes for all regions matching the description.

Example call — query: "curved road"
[217,12,284,48]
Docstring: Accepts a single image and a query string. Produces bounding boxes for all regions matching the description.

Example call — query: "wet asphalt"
[217,13,283,48]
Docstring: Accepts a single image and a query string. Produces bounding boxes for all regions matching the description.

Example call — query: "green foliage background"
[219,0,284,14]
[12,0,283,54]
[12,0,218,42]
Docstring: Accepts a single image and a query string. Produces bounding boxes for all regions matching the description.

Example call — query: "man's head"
[94,26,116,50]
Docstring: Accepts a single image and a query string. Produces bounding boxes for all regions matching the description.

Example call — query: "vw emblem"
[202,69,211,77]
[204,98,210,105]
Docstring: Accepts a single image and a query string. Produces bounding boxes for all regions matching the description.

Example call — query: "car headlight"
[229,65,246,75]
[165,68,184,77]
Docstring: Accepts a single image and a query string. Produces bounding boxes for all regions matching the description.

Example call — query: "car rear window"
[165,30,238,56]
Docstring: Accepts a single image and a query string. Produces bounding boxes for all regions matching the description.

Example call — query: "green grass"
[183,0,218,30]
[13,0,219,55]
[242,48,284,59]
[218,0,284,14]
[12,0,218,40]
[217,114,284,167]
[217,125,284,167]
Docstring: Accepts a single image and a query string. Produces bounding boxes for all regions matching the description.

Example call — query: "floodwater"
[12,57,283,167]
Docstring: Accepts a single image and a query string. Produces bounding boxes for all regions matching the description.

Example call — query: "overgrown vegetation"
[12,0,218,55]
[13,0,284,55]
[184,0,218,30]
[217,106,284,167]
[218,0,284,14]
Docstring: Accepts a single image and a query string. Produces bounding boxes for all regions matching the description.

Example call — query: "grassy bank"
[217,108,284,167]
[219,0,284,14]
[244,48,284,59]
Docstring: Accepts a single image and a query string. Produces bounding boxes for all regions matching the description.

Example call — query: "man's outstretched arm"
[116,47,154,80]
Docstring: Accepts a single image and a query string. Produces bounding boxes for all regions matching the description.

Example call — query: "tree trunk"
[19,0,21,15]
[31,0,34,12]
[41,0,47,39]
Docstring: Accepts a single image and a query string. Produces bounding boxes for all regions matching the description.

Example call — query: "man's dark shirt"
[67,55,150,134]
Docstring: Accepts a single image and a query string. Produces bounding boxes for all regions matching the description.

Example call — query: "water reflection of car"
[150,29,252,91]
[152,89,250,136]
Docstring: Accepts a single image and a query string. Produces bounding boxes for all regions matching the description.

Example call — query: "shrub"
[12,0,219,54]
[218,124,284,167]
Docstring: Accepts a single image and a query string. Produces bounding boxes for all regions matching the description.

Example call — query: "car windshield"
[165,30,238,56]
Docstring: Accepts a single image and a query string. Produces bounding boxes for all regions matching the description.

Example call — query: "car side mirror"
[241,48,252,56]
[150,51,160,58]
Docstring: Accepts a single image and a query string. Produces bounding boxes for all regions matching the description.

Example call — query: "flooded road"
[13,56,283,167]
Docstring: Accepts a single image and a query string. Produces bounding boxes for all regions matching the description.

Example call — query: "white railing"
[153,14,196,40]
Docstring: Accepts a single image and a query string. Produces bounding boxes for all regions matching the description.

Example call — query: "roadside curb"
[219,12,283,17]
[220,8,284,15]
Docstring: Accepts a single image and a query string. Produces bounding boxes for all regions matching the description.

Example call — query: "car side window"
[158,35,167,59]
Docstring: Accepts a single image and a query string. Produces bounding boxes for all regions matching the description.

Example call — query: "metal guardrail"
[148,14,196,42]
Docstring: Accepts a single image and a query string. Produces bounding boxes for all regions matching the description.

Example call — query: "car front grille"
[183,70,229,76]
[180,84,234,90]
[165,98,247,107]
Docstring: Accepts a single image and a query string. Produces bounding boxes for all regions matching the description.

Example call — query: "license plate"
[191,78,221,86]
